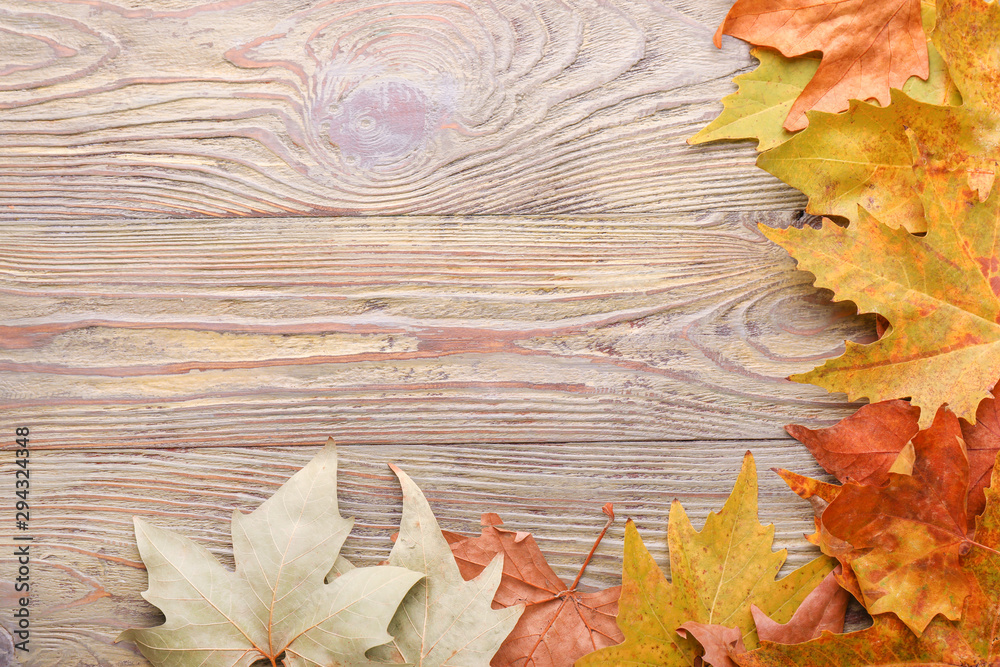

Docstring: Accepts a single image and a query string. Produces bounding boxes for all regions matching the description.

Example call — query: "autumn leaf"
[117,441,423,667]
[679,570,849,667]
[761,159,1000,427]
[750,569,849,644]
[788,392,1000,521]
[688,48,819,152]
[369,465,522,666]
[786,400,921,487]
[692,2,956,154]
[737,460,1000,667]
[713,0,928,132]
[677,622,744,667]
[575,452,833,667]
[808,408,976,633]
[443,507,622,667]
[758,0,999,233]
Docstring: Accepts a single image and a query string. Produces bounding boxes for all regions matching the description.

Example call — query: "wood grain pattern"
[0,213,871,448]
[0,0,806,219]
[1,442,833,666]
[0,1,874,663]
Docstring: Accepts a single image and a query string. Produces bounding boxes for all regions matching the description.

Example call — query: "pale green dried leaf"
[118,442,422,667]
[370,465,522,666]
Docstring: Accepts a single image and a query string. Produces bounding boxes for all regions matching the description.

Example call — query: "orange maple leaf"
[789,393,1000,523]
[778,409,988,634]
[715,0,929,131]
[738,462,1000,667]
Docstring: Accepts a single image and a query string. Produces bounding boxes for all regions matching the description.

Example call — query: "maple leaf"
[691,2,956,154]
[688,48,819,152]
[737,462,1000,667]
[713,0,929,132]
[788,393,1000,521]
[750,569,849,644]
[117,441,423,667]
[368,465,522,666]
[761,158,1000,428]
[677,570,849,667]
[758,0,999,233]
[575,452,834,667]
[786,400,921,487]
[442,506,622,667]
[809,408,975,633]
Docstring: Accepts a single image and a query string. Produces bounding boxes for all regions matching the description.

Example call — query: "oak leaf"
[575,452,834,667]
[714,0,929,132]
[117,441,423,667]
[758,0,999,233]
[737,460,1000,667]
[788,392,1000,521]
[761,161,1000,427]
[443,507,622,667]
[368,465,522,666]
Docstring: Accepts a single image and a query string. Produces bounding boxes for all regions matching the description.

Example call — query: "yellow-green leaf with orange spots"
[762,158,1000,429]
[575,453,833,667]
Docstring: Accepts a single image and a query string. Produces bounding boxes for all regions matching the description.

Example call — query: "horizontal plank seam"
[10,437,816,453]
[0,210,810,225]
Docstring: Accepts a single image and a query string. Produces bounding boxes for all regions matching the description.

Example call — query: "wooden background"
[0,0,872,665]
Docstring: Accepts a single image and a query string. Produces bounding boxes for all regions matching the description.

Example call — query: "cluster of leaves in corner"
[692,0,1000,427]
[732,400,1000,667]
[121,444,858,667]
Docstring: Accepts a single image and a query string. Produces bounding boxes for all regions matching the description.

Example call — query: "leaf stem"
[570,503,615,591]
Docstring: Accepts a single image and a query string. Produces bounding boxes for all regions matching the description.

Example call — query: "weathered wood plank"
[0,441,831,666]
[0,213,871,446]
[0,0,805,219]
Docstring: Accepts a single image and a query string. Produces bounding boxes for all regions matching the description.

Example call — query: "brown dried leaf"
[444,506,621,667]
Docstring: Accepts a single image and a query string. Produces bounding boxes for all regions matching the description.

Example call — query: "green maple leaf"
[117,441,422,667]
[368,465,523,666]
[575,452,833,666]
[688,48,819,152]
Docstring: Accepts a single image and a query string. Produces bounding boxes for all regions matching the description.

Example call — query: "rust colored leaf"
[738,460,1000,667]
[750,569,849,644]
[786,400,921,487]
[782,409,978,633]
[789,392,1000,522]
[677,622,744,667]
[714,0,928,131]
[444,505,621,667]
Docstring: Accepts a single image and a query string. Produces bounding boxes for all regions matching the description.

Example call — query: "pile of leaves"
[121,440,1000,666]
[118,0,1000,665]
[693,0,1000,426]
